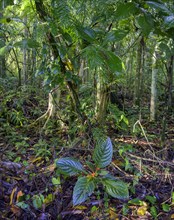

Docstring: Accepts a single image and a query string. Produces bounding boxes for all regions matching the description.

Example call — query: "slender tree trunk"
[95,72,109,125]
[134,37,145,117]
[150,48,158,121]
[0,1,6,78]
[167,55,173,109]
[23,17,28,85]
[31,22,37,85]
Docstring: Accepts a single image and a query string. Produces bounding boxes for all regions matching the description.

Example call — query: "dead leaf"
[11,204,22,217]
[137,206,147,216]
[10,187,17,205]
[109,207,119,220]
[17,191,24,202]
[171,214,174,219]
[41,163,56,173]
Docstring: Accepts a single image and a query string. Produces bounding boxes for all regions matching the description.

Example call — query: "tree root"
[30,87,59,130]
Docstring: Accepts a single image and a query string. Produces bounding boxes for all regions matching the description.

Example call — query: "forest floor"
[0,91,174,220]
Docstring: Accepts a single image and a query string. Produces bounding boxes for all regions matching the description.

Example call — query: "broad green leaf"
[159,42,171,59]
[14,39,40,49]
[135,14,154,36]
[102,179,129,200]
[0,40,5,48]
[164,15,174,28]
[77,26,96,43]
[93,137,113,168]
[104,29,128,43]
[100,50,122,73]
[150,206,158,218]
[145,195,156,205]
[162,203,171,212]
[56,157,85,176]
[146,1,170,14]
[0,45,10,56]
[32,194,44,209]
[73,176,95,206]
[115,3,138,20]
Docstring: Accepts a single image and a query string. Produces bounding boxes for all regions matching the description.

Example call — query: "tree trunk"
[150,48,158,121]
[134,37,145,110]
[23,17,28,85]
[0,1,6,78]
[167,55,173,110]
[34,0,92,134]
[95,72,109,125]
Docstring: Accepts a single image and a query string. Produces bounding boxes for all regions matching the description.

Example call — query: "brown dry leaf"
[11,204,22,217]
[41,163,56,173]
[137,206,147,216]
[112,159,124,166]
[17,191,24,202]
[171,214,174,219]
[10,187,17,205]
[109,207,119,220]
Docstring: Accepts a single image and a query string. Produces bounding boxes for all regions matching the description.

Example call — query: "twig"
[126,152,174,167]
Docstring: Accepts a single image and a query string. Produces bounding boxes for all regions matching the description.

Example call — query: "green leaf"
[135,14,154,36]
[150,206,158,218]
[32,194,44,209]
[159,42,171,58]
[93,137,113,168]
[146,1,170,14]
[164,15,174,28]
[115,3,138,20]
[73,176,95,206]
[162,203,171,212]
[102,179,129,200]
[172,191,174,204]
[98,169,109,176]
[101,50,122,73]
[77,26,96,43]
[128,198,144,205]
[56,157,85,176]
[52,177,61,185]
[16,201,29,209]
[145,195,156,205]
[104,29,128,43]
[0,45,10,56]
[44,194,54,204]
[14,39,40,49]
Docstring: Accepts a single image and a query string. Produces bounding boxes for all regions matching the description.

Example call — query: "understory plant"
[56,137,129,206]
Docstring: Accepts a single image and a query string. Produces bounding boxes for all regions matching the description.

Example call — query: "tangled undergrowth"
[0,89,174,220]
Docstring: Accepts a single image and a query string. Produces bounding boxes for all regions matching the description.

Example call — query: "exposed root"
[30,87,60,129]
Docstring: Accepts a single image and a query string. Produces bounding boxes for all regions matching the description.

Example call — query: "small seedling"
[56,137,129,206]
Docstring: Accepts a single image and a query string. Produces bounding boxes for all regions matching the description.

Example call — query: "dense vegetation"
[0,0,174,219]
